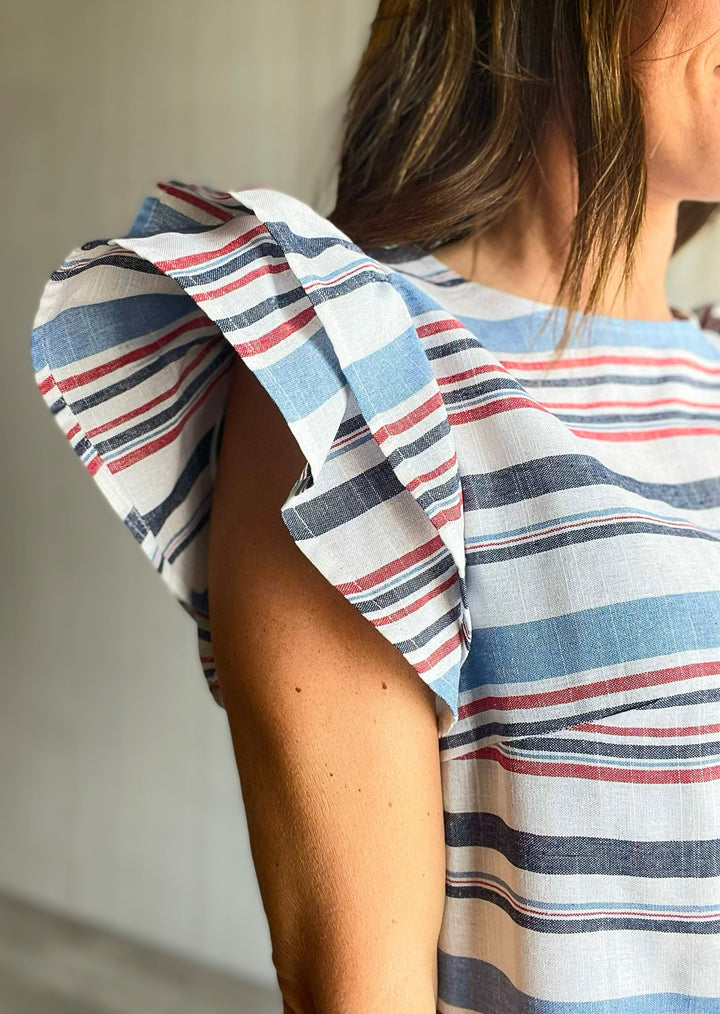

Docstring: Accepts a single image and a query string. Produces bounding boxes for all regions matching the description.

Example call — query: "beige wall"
[2,0,376,985]
[4,0,720,989]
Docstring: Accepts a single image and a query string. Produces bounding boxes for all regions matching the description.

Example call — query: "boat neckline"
[387,242,702,332]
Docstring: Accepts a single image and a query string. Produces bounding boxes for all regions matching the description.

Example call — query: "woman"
[30,1,720,1011]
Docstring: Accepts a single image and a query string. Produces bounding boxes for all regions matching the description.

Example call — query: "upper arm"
[207,354,444,1012]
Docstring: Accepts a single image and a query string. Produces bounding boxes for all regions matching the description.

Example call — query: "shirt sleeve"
[29,181,472,738]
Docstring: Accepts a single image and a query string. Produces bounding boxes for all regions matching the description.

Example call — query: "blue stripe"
[438,951,720,1012]
[510,735,720,762]
[124,193,222,237]
[462,452,720,512]
[443,810,720,877]
[32,292,196,369]
[462,589,720,690]
[49,250,165,284]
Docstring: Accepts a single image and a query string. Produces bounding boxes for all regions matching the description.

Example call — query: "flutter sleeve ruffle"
[30,180,471,738]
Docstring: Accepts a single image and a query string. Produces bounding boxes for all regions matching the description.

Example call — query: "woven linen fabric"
[30,180,720,1011]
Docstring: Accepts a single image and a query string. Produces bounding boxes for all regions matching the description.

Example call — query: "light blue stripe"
[32,292,195,370]
[462,589,720,691]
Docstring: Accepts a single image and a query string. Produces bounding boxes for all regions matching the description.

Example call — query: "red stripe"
[568,425,720,442]
[420,329,720,379]
[56,314,211,392]
[459,746,720,783]
[449,401,720,441]
[85,340,221,438]
[153,221,268,272]
[232,304,318,356]
[496,351,720,375]
[373,572,459,627]
[429,499,463,530]
[437,362,518,386]
[413,629,462,675]
[155,182,235,224]
[336,534,446,595]
[372,390,445,442]
[461,659,720,720]
[303,260,381,290]
[573,720,720,737]
[405,452,458,494]
[446,875,720,920]
[448,395,551,426]
[108,363,228,472]
[417,318,463,340]
[193,260,291,302]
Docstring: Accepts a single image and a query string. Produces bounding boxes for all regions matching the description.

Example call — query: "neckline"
[399,242,702,334]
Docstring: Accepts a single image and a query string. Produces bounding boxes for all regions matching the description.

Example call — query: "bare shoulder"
[207,351,437,723]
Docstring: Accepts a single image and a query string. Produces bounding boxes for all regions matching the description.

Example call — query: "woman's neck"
[432,119,681,323]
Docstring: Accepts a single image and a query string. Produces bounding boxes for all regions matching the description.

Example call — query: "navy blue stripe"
[124,506,149,543]
[263,219,377,263]
[71,333,230,414]
[444,811,720,877]
[554,408,720,424]
[166,505,211,566]
[144,427,216,536]
[90,347,231,457]
[437,950,720,1013]
[50,252,165,283]
[512,734,720,762]
[462,453,720,512]
[524,372,720,389]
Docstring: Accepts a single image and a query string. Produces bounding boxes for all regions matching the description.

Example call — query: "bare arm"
[207,356,446,1014]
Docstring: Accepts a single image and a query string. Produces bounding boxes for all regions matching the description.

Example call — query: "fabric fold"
[30,180,472,736]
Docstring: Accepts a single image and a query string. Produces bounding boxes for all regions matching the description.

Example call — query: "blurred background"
[3,2,377,1011]
[3,1,720,1011]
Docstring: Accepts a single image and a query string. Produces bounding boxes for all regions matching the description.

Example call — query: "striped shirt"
[31,180,720,1010]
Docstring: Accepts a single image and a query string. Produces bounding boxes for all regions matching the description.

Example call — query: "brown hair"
[327,0,720,360]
